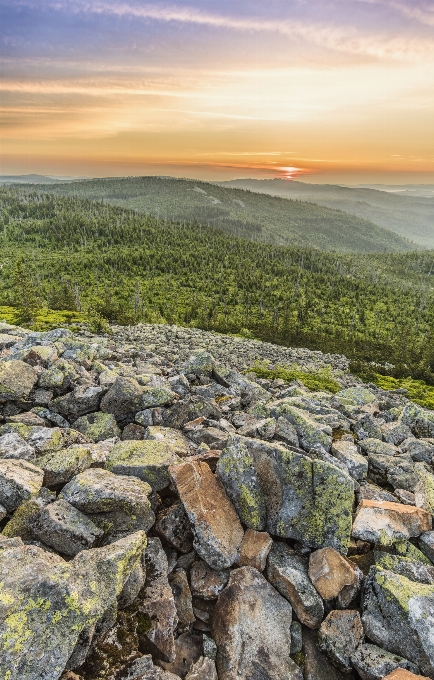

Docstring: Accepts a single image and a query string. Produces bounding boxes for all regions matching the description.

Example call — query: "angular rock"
[414,462,434,515]
[185,657,218,680]
[303,627,357,680]
[0,359,37,400]
[383,670,430,680]
[236,528,273,571]
[159,631,203,678]
[212,566,302,680]
[36,444,93,487]
[362,566,434,676]
[274,415,299,446]
[38,358,77,391]
[401,439,434,465]
[1,487,55,540]
[381,422,412,446]
[169,460,244,570]
[331,440,368,482]
[318,610,364,673]
[190,560,229,600]
[0,531,147,680]
[309,547,363,606]
[169,568,195,626]
[268,399,332,452]
[419,531,434,564]
[72,411,120,442]
[216,435,266,530]
[0,458,43,512]
[60,467,155,539]
[106,440,182,491]
[50,385,104,421]
[155,502,194,554]
[335,387,377,407]
[267,542,324,628]
[187,426,229,451]
[353,415,382,441]
[145,426,194,457]
[352,500,432,545]
[351,643,422,680]
[100,376,146,419]
[290,620,303,655]
[0,432,35,460]
[137,538,178,663]
[30,498,103,556]
[373,552,434,584]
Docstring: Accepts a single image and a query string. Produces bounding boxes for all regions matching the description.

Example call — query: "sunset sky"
[1,0,434,183]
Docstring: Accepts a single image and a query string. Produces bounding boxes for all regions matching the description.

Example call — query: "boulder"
[145,426,194,457]
[50,385,105,421]
[318,610,364,673]
[351,643,422,680]
[211,567,302,680]
[414,463,434,515]
[0,458,43,512]
[303,627,358,680]
[352,500,432,545]
[266,542,324,628]
[30,498,103,556]
[419,531,434,563]
[382,670,430,680]
[381,422,412,446]
[185,657,218,680]
[169,460,244,570]
[0,359,37,400]
[0,432,35,460]
[330,440,368,482]
[168,568,195,626]
[106,440,182,491]
[72,412,120,442]
[36,444,93,487]
[362,566,434,676]
[308,547,363,606]
[190,560,229,600]
[236,529,273,571]
[268,400,332,452]
[155,503,194,554]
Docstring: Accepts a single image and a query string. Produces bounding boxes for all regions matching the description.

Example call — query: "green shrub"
[248,361,341,393]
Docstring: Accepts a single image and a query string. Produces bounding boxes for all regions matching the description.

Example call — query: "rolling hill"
[7,176,416,253]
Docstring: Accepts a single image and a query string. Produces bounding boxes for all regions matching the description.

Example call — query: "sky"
[1,0,434,183]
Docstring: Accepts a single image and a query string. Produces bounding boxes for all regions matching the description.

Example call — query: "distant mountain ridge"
[8,175,416,253]
[219,178,434,248]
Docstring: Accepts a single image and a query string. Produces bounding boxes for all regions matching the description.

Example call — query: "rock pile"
[0,321,433,680]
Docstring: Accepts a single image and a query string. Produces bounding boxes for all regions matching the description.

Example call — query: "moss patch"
[247,361,341,394]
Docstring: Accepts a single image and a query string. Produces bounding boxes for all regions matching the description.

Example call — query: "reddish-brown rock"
[309,547,363,606]
[352,500,432,544]
[236,528,273,571]
[383,670,431,680]
[169,460,244,569]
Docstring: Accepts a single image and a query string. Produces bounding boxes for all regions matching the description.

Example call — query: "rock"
[268,400,332,452]
[122,423,146,440]
[0,359,37,400]
[21,344,58,367]
[72,411,120,442]
[382,670,430,680]
[419,531,434,563]
[414,463,434,515]
[60,468,155,539]
[163,396,222,430]
[266,542,324,628]
[0,531,147,680]
[185,657,218,680]
[335,387,376,407]
[50,385,105,421]
[36,444,93,487]
[106,440,182,491]
[303,627,356,680]
[137,538,178,663]
[7,411,46,426]
[0,458,43,512]
[308,547,363,606]
[362,566,434,676]
[145,426,194,457]
[353,415,382,441]
[182,351,215,376]
[352,500,432,545]
[373,552,434,585]
[190,560,229,600]
[187,426,228,451]
[0,432,35,460]
[318,610,364,672]
[100,376,146,419]
[216,435,266,530]
[351,643,422,680]
[274,416,299,446]
[358,483,397,503]
[401,439,434,465]
[118,655,180,679]
[0,425,88,456]
[30,498,103,556]
[169,460,244,570]
[38,358,77,391]
[236,528,272,571]
[290,620,303,655]
[211,566,302,680]
[381,422,413,446]
[155,502,194,554]
[330,440,368,482]
[169,568,195,626]
[1,487,55,540]
[118,559,145,608]
[159,631,203,678]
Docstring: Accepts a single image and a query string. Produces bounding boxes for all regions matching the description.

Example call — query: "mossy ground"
[0,305,85,331]
[372,374,434,410]
[248,361,341,394]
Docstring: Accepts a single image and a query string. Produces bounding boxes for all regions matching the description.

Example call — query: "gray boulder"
[0,458,43,512]
[318,610,364,673]
[0,432,35,460]
[0,360,37,400]
[72,411,120,442]
[36,444,93,487]
[106,440,182,491]
[351,643,421,680]
[30,498,103,556]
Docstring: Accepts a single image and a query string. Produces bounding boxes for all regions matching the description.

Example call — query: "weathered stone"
[373,552,434,584]
[414,462,434,515]
[21,344,58,368]
[187,426,229,450]
[0,424,88,456]
[106,440,182,491]
[353,415,382,441]
[50,385,104,421]
[0,431,35,460]
[159,631,203,678]
[352,500,432,545]
[36,444,93,487]
[268,399,332,452]
[163,396,222,430]
[358,483,397,503]
[335,387,377,407]
[318,610,364,672]
[303,627,357,680]
[145,426,194,457]
[401,439,434,465]
[137,538,178,663]
[30,498,103,556]
[72,411,120,442]
[1,487,55,540]
[155,502,194,554]
[0,531,147,680]
[7,411,46,427]
[100,376,145,418]
[309,547,363,606]
[267,542,324,629]
[216,435,266,530]
[362,566,434,676]
[190,560,229,600]
[236,528,272,571]
[351,643,422,680]
[118,559,145,608]
[60,467,155,539]
[274,415,299,446]
[331,440,368,482]
[119,655,180,679]
[381,422,413,446]
[122,423,146,440]
[382,670,430,680]
[290,620,303,655]
[419,531,434,563]
[212,566,302,680]
[169,460,244,570]
[169,568,195,626]
[0,458,43,512]
[185,657,218,680]
[0,359,37,400]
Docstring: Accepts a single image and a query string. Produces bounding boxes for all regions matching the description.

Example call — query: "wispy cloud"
[355,0,434,26]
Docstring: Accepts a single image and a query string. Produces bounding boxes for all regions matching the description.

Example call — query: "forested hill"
[5,175,416,253]
[1,188,433,380]
[220,178,434,249]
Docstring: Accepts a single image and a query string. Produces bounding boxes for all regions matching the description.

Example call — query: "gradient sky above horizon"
[1,0,434,183]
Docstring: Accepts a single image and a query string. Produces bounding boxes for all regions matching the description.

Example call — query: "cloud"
[355,0,434,26]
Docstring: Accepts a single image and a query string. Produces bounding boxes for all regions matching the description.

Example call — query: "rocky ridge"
[0,321,433,680]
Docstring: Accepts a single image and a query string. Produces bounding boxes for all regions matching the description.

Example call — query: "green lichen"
[375,568,434,614]
[239,485,263,530]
